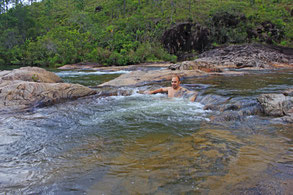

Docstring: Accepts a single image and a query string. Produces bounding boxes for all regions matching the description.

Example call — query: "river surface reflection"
[0,70,292,194]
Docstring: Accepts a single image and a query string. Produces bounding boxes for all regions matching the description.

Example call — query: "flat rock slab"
[58,62,172,71]
[0,67,96,110]
[99,69,245,87]
[1,66,62,83]
[1,81,96,109]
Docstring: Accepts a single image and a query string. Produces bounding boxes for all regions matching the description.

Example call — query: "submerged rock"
[198,94,231,108]
[203,95,263,124]
[94,87,133,97]
[272,114,293,123]
[0,67,96,110]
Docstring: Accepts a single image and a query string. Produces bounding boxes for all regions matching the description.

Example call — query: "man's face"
[171,77,180,89]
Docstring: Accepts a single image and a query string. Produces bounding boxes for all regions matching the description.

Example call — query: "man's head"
[171,75,181,89]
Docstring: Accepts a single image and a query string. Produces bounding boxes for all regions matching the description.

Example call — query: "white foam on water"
[56,70,131,77]
[80,92,210,127]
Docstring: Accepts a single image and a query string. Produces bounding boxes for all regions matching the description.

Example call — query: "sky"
[6,0,42,9]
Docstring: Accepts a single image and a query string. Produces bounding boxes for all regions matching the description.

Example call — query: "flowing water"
[0,69,293,194]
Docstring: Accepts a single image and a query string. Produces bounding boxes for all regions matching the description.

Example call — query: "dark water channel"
[0,69,293,194]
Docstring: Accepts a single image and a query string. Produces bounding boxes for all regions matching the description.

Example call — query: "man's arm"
[146,87,169,94]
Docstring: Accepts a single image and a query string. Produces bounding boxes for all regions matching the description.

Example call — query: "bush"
[107,51,125,65]
[133,42,177,63]
[23,27,94,66]
[0,58,5,66]
[86,47,112,65]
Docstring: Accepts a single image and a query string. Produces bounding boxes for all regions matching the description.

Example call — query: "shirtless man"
[146,75,197,102]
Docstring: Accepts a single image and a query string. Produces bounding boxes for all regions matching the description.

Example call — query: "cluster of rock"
[0,67,96,111]
[195,89,293,124]
[169,61,222,72]
[197,94,263,125]
[170,44,293,71]
[198,44,293,68]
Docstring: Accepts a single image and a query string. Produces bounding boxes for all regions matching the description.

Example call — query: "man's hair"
[172,75,181,81]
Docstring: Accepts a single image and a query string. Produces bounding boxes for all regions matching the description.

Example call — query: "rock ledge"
[0,67,96,111]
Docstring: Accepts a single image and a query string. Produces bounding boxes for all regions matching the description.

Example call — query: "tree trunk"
[188,0,191,16]
[123,0,126,16]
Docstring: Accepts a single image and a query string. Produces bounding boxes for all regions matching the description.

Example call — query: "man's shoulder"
[162,87,171,92]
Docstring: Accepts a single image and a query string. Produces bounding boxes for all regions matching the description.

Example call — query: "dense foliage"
[0,0,292,67]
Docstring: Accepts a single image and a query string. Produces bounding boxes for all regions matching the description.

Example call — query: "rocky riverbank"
[1,44,292,123]
[96,43,293,123]
[170,44,293,71]
[95,44,292,87]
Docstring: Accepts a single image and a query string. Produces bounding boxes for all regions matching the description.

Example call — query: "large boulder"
[0,67,96,110]
[1,66,62,83]
[162,22,210,60]
[257,93,293,117]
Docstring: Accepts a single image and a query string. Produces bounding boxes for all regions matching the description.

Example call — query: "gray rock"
[272,114,293,123]
[283,88,293,96]
[198,94,231,107]
[211,111,244,122]
[168,64,181,70]
[258,93,293,117]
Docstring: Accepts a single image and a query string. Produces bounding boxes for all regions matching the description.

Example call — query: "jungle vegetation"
[0,0,292,67]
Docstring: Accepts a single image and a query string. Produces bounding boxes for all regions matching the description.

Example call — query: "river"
[0,68,293,194]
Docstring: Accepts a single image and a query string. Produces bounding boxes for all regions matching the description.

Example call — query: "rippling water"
[55,70,129,86]
[0,69,293,194]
